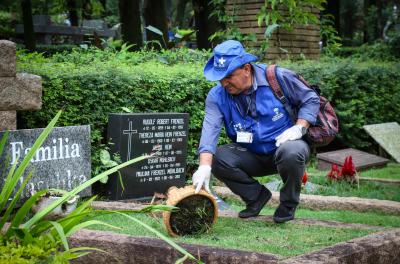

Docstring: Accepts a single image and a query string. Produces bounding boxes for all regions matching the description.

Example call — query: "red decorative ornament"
[341,156,356,177]
[341,155,358,184]
[302,171,308,185]
[327,163,342,180]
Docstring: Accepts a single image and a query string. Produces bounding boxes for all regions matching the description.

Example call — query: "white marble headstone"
[363,122,400,163]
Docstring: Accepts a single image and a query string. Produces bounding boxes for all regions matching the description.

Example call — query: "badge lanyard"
[229,92,257,143]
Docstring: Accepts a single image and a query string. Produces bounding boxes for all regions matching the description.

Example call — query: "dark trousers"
[212,140,310,208]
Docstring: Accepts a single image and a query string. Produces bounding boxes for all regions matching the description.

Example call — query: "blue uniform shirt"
[198,64,320,155]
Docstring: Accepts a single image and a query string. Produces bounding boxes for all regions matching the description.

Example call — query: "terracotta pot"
[163,185,218,237]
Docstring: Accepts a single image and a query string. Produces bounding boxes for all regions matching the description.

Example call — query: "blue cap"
[203,40,258,81]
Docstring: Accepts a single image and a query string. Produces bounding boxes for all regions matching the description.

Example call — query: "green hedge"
[17,48,211,173]
[17,48,400,176]
[281,59,400,149]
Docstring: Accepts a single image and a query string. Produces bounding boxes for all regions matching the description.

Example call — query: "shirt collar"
[252,64,268,88]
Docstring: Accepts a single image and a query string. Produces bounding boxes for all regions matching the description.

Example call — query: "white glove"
[192,165,212,194]
[275,125,304,147]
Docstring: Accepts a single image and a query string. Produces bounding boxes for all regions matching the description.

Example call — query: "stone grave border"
[358,177,400,185]
[83,197,400,263]
[69,221,400,264]
[214,186,400,215]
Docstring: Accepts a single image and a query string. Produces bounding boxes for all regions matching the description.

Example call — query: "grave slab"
[363,122,400,163]
[106,113,189,200]
[316,148,389,171]
[0,125,91,198]
[0,40,16,77]
[0,73,42,111]
[0,110,16,131]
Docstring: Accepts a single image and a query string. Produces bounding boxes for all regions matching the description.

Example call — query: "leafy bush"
[332,42,398,61]
[17,48,211,174]
[17,44,80,57]
[17,48,400,178]
[280,58,400,149]
[0,11,15,39]
[0,237,65,264]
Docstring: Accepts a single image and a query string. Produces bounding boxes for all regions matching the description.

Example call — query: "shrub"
[331,42,398,61]
[17,48,400,178]
[280,59,400,149]
[17,48,211,174]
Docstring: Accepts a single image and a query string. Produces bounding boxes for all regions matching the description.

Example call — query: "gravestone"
[316,148,389,171]
[0,126,91,198]
[363,122,400,163]
[106,113,189,200]
[0,40,42,131]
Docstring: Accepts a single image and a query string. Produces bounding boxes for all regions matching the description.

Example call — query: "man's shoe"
[273,204,296,223]
[239,187,272,218]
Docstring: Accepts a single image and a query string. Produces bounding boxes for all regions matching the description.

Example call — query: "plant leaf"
[121,107,132,113]
[264,24,279,38]
[0,170,34,231]
[23,154,152,229]
[99,175,108,184]
[100,149,111,165]
[145,25,163,36]
[49,221,69,251]
[6,189,48,237]
[65,220,120,237]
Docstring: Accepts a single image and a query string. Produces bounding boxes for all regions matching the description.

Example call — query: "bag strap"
[266,65,296,122]
[266,65,286,104]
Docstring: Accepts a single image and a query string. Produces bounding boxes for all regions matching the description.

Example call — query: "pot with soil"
[163,185,218,237]
[31,191,79,220]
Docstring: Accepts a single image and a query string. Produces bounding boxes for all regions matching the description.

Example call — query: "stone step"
[214,186,400,215]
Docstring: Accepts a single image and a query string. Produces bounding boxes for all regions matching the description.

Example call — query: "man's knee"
[212,144,241,176]
[275,140,310,165]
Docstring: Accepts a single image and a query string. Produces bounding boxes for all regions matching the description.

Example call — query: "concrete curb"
[214,186,400,215]
[69,229,279,264]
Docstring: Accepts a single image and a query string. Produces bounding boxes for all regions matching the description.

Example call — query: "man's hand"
[192,165,212,193]
[275,124,304,147]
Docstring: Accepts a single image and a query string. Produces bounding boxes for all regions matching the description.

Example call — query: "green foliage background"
[17,47,400,177]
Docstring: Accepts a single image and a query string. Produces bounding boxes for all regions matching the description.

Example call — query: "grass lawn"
[88,163,400,258]
[255,163,400,202]
[357,163,400,180]
[89,211,376,258]
[225,200,400,228]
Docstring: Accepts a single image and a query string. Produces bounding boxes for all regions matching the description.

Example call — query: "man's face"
[220,64,252,95]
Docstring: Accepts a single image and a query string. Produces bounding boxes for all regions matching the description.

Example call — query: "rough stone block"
[0,73,42,111]
[0,111,16,131]
[0,40,16,77]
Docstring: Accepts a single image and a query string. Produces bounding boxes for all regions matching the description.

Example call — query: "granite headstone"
[0,125,91,198]
[107,113,189,200]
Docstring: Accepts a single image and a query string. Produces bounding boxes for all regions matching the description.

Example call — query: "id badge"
[237,131,253,143]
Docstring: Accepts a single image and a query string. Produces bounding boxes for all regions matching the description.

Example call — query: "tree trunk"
[21,0,36,51]
[192,0,221,49]
[144,0,168,49]
[342,1,355,45]
[324,0,340,36]
[175,0,188,28]
[67,0,79,26]
[119,0,143,50]
[82,0,93,20]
